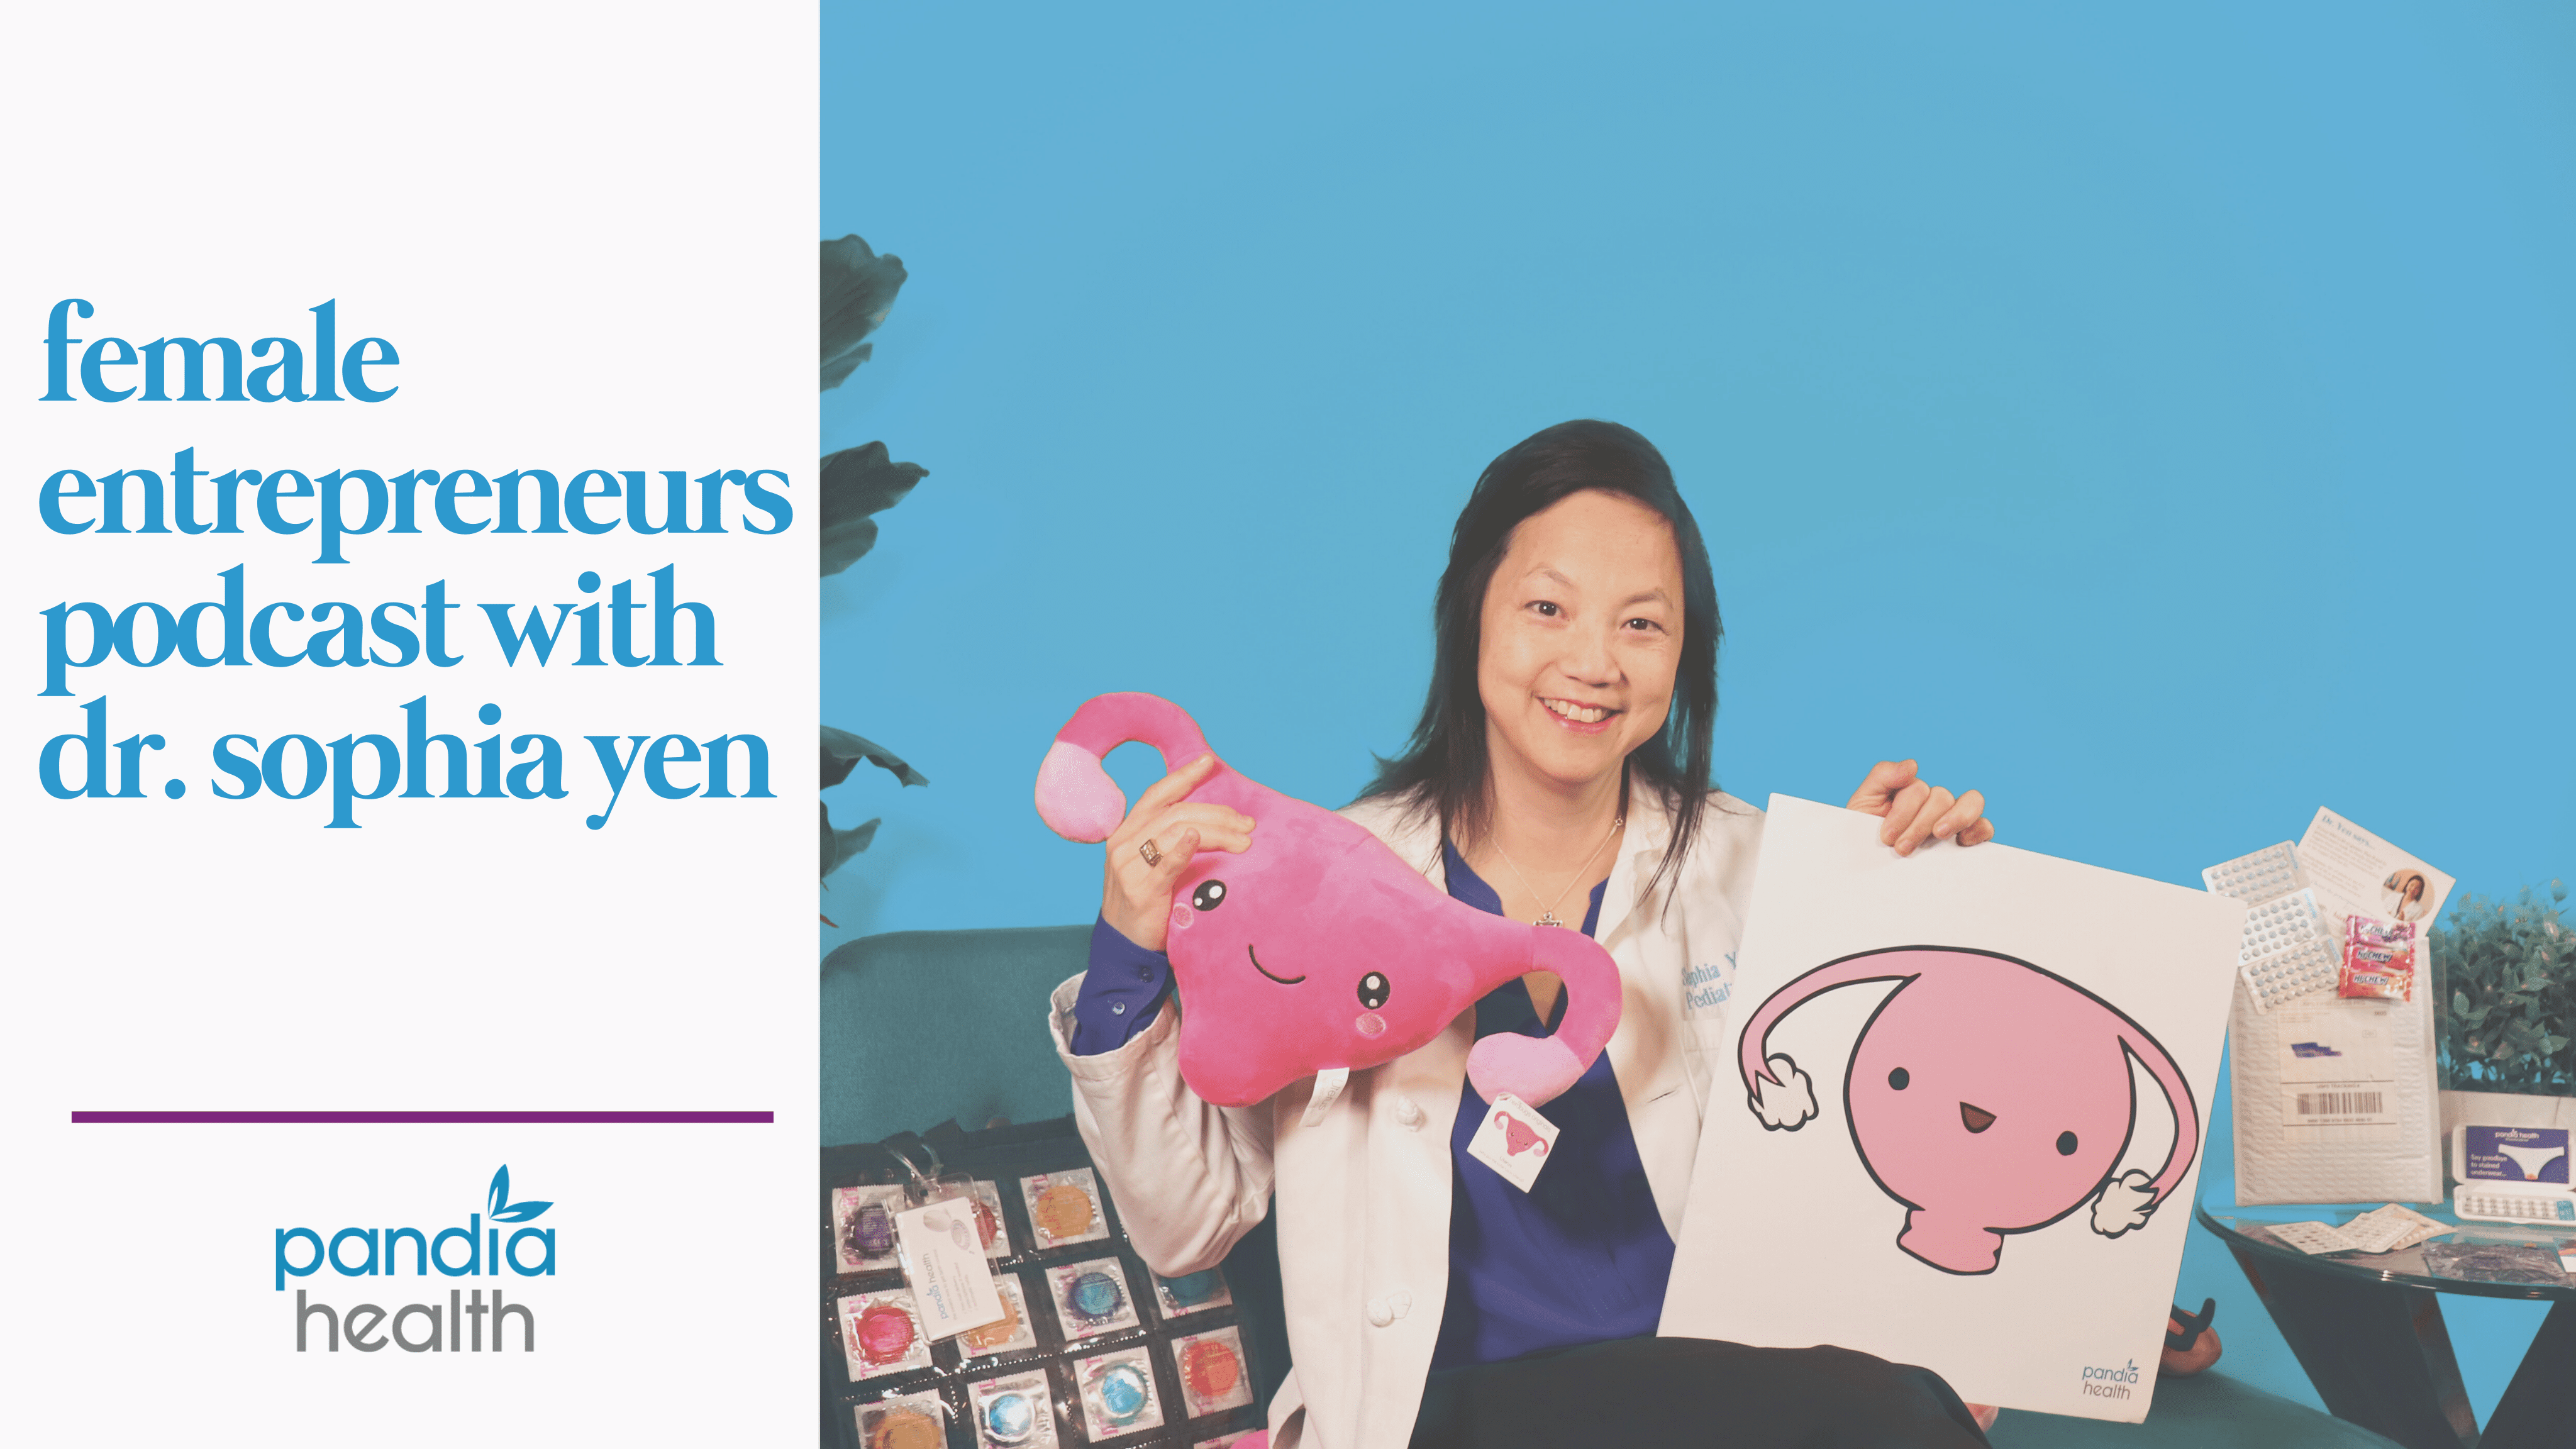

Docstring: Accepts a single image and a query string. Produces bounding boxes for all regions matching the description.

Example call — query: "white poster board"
[1659,796,2244,1421]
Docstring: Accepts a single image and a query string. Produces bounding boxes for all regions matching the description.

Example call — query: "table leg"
[2223,1241,2478,1449]
[2475,1297,2576,1449]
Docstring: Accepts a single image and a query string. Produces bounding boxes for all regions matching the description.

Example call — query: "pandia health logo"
[2079,1358,2141,1401]
[275,1165,557,1353]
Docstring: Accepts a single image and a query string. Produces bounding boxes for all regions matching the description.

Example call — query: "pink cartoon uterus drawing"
[1035,692,1623,1109]
[1738,946,2198,1275]
[1498,1111,1548,1158]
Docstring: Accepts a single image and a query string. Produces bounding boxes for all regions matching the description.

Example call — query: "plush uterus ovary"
[2496,1143,2567,1181]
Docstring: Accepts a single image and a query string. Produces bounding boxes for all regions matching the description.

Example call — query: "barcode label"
[2296,1092,2384,1116]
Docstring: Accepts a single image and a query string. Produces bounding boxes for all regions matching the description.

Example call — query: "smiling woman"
[1051,419,1999,1448]
[1370,425,1716,946]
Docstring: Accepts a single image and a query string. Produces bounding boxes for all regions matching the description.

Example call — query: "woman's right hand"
[1101,752,1255,952]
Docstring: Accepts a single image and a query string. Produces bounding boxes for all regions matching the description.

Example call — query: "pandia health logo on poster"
[275,1167,557,1354]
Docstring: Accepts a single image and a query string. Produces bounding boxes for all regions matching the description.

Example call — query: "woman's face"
[1476,488,1687,796]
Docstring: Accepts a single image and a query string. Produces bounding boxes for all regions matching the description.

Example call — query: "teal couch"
[822,926,2394,1447]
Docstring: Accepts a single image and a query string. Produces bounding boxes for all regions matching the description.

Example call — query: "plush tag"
[1301,1067,1350,1128]
[894,1197,1004,1338]
[1466,1092,1560,1192]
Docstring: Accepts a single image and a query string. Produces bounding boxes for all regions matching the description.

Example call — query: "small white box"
[2450,1124,2576,1224]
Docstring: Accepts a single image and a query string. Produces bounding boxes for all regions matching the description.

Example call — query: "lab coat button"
[1393,1096,1425,1130]
[1365,1297,1392,1327]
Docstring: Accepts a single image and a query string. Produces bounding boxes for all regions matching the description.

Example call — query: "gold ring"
[1139,838,1162,867]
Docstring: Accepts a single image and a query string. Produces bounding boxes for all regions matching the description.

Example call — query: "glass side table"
[2197,1192,2575,1449]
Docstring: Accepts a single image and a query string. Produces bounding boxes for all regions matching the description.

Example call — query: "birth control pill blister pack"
[2206,845,2340,1013]
[2450,1124,2576,1225]
[2240,889,2324,965]
[2451,1189,2576,1225]
[2240,935,2342,1014]
[825,1118,1270,1447]
[2204,841,2309,904]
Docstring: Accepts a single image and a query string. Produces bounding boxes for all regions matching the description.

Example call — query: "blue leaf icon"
[485,1165,551,1222]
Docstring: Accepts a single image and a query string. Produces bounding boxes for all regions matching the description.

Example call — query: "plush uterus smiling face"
[1475,489,1684,792]
[1035,692,1628,1110]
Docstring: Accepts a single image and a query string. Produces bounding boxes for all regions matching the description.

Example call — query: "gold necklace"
[1489,813,1626,928]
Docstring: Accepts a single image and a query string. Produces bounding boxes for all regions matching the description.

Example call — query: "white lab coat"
[1050,779,1767,1449]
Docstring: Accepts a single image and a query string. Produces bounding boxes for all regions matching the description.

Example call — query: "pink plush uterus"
[1740,947,2198,1275]
[1036,692,1623,1109]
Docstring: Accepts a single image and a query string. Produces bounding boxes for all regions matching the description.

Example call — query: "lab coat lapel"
[1597,777,1697,1240]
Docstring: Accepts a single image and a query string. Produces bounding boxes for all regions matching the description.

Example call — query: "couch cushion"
[1989,1370,2398,1448]
[821,924,1092,1146]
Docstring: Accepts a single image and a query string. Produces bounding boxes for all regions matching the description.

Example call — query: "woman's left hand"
[1847,760,1994,856]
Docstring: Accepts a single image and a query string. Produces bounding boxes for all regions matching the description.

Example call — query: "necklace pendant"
[1535,911,1563,928]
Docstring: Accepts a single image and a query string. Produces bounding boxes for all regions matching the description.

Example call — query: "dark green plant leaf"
[820,442,928,577]
[822,234,907,391]
[823,726,929,790]
[822,802,882,880]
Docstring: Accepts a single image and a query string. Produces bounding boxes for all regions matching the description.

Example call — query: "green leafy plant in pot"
[2436,881,2573,1094]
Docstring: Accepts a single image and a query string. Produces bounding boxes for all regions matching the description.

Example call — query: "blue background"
[823,1,2573,1423]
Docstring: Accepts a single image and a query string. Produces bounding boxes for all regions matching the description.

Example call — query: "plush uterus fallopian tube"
[2496,1143,2567,1180]
[1739,947,2199,1275]
[1035,692,1624,1110]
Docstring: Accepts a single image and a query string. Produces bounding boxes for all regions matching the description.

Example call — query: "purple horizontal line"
[70,1111,774,1124]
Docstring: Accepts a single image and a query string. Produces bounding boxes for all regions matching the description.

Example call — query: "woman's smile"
[1539,696,1621,732]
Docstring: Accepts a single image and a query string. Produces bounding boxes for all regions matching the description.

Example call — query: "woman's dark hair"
[1360,419,1721,900]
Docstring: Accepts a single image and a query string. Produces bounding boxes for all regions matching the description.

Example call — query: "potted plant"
[2433,880,2574,1144]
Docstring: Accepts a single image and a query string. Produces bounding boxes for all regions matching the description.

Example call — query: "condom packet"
[1073,1346,1167,1440]
[966,1179,1014,1259]
[1020,1169,1112,1250]
[855,1390,951,1449]
[1046,1256,1141,1340]
[834,1184,910,1275]
[968,1369,1062,1448]
[1195,1434,1262,1448]
[841,1288,935,1381]
[958,1273,1040,1361]
[829,1117,1267,1446]
[1172,1324,1256,1418]
[1153,1266,1235,1319]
